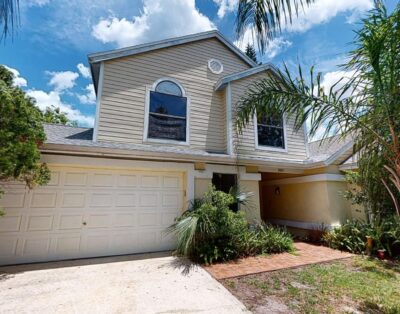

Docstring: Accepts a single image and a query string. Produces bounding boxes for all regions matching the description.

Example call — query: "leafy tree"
[0,65,50,213]
[245,43,258,63]
[43,106,78,126]
[235,5,400,216]
[236,0,314,53]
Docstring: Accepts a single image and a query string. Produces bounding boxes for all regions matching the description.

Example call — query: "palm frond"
[0,0,19,41]
[235,0,314,54]
[166,216,199,256]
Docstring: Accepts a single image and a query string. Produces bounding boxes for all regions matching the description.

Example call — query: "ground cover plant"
[222,257,400,314]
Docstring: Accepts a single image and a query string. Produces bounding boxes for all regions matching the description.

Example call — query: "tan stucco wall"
[346,183,367,221]
[239,180,261,223]
[261,180,351,226]
[194,178,212,199]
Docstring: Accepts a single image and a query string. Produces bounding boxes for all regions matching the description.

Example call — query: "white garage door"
[0,166,184,265]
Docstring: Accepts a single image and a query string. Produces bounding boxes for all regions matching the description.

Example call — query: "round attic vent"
[208,59,224,74]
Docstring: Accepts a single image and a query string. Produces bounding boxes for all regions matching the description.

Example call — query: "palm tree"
[235,4,400,215]
[236,0,314,53]
[0,0,19,41]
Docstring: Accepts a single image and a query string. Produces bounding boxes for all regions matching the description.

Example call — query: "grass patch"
[221,257,400,313]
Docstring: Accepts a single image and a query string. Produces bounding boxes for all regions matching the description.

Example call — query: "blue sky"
[1,0,396,127]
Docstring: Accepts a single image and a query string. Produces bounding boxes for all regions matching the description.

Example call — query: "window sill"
[144,138,190,146]
[256,145,288,153]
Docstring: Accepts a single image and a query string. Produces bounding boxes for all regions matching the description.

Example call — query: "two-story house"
[0,30,357,265]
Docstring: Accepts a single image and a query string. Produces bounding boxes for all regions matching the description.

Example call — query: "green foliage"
[324,216,400,258]
[245,43,257,63]
[0,65,50,212]
[225,257,400,313]
[167,186,293,264]
[42,106,78,126]
[236,4,400,215]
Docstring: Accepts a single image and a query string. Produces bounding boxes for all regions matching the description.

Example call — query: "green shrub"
[323,216,400,258]
[167,186,293,264]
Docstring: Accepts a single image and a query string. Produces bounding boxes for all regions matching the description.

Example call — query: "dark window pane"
[148,114,186,141]
[150,91,186,117]
[258,125,285,148]
[155,81,182,96]
[258,114,283,127]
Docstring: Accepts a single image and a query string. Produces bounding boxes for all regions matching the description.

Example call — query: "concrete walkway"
[205,242,353,279]
[0,252,248,314]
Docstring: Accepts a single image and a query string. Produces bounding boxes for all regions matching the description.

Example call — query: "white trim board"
[92,62,104,142]
[264,174,345,185]
[215,64,274,90]
[193,164,261,181]
[268,218,340,231]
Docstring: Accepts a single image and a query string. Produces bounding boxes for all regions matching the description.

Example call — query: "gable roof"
[88,30,257,92]
[215,64,275,90]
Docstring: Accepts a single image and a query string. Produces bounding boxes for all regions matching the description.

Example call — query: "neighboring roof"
[215,64,275,90]
[307,135,354,165]
[43,124,354,169]
[88,30,257,92]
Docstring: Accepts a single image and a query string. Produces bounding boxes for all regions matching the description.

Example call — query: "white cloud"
[263,37,292,59]
[26,0,50,6]
[77,63,91,79]
[47,71,79,92]
[287,0,373,33]
[27,89,94,126]
[4,66,28,87]
[77,84,96,105]
[234,29,291,59]
[213,0,238,18]
[92,0,215,48]
[320,69,357,95]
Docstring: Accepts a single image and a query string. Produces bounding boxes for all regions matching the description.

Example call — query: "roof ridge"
[43,123,92,130]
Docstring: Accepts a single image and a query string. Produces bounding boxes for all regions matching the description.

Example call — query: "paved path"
[205,242,353,279]
[0,252,248,314]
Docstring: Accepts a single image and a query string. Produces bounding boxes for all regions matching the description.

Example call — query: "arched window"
[146,79,188,143]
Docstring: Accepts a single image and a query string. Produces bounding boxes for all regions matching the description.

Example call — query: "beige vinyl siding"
[231,71,308,160]
[97,38,249,153]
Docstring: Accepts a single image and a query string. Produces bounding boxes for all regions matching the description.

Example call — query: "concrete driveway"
[0,252,248,314]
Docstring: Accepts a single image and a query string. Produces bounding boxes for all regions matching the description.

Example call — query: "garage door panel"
[64,172,88,186]
[27,215,54,231]
[0,216,22,232]
[0,166,184,265]
[163,176,181,188]
[87,214,111,229]
[115,193,136,207]
[0,191,26,208]
[22,237,51,256]
[61,192,86,208]
[89,193,114,207]
[90,173,115,187]
[140,175,160,188]
[113,213,136,227]
[58,214,84,230]
[0,238,18,257]
[117,174,138,187]
[54,234,81,254]
[139,193,159,207]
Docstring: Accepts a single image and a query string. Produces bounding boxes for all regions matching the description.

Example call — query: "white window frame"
[254,111,288,153]
[143,77,190,146]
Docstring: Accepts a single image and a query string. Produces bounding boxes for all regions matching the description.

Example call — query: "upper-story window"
[256,113,286,151]
[145,78,188,144]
